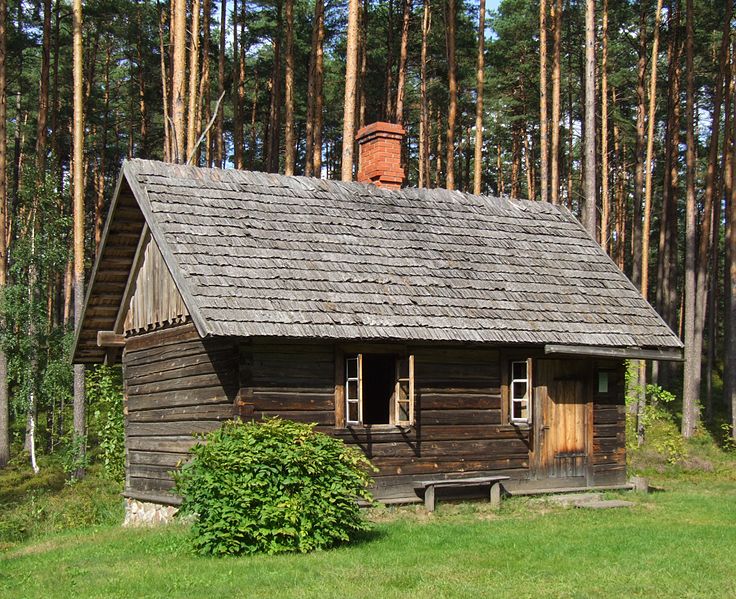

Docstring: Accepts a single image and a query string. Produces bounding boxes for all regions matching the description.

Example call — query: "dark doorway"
[362,354,395,424]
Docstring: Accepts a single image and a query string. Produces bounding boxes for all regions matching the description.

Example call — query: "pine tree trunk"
[395,0,411,125]
[232,0,244,169]
[358,0,368,129]
[305,0,323,176]
[435,106,443,187]
[199,0,211,165]
[727,43,736,442]
[599,0,609,248]
[35,0,51,173]
[445,0,457,190]
[72,0,86,478]
[171,0,187,163]
[266,0,283,173]
[249,78,258,169]
[631,6,646,289]
[419,0,430,188]
[216,0,225,167]
[136,0,148,155]
[0,0,8,469]
[582,0,596,237]
[384,0,395,122]
[539,0,548,202]
[159,6,170,162]
[284,0,296,175]
[187,0,201,161]
[313,1,325,175]
[341,0,360,181]
[549,0,561,204]
[473,0,485,195]
[95,44,111,253]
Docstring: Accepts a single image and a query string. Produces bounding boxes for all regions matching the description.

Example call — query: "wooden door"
[534,359,590,480]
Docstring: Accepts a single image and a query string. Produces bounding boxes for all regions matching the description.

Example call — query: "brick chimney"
[356,122,406,190]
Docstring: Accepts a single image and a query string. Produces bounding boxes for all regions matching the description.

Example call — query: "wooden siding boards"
[123,323,238,502]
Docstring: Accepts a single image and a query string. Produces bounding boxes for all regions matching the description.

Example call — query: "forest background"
[0,0,733,474]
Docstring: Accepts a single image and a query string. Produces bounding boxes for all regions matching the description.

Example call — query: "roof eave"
[544,343,684,362]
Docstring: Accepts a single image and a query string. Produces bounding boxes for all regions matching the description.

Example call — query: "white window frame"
[510,360,531,424]
[344,353,414,427]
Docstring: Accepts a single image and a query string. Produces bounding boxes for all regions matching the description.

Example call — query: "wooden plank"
[418,391,502,410]
[128,450,191,467]
[420,409,501,425]
[127,403,233,422]
[127,386,234,411]
[97,331,126,347]
[126,435,200,453]
[253,410,335,426]
[127,420,224,437]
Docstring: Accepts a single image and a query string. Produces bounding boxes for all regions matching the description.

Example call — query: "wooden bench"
[416,476,510,512]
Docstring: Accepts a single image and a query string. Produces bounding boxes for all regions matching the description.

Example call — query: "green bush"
[87,365,125,482]
[174,418,376,556]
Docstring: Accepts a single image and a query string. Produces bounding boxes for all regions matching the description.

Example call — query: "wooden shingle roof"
[74,159,682,362]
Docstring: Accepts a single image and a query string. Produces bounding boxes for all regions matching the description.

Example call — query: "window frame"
[509,359,532,425]
[336,349,415,428]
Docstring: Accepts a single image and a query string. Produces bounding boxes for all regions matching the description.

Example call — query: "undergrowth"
[0,455,123,550]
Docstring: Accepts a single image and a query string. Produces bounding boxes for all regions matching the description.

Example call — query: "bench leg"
[490,483,501,510]
[425,485,436,512]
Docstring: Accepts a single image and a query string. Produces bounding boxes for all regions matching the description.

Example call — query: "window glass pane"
[398,401,410,422]
[397,380,409,401]
[398,356,410,379]
[512,361,527,381]
[512,381,528,401]
[347,379,358,400]
[598,371,609,394]
[347,401,359,423]
[347,357,358,379]
[513,400,528,421]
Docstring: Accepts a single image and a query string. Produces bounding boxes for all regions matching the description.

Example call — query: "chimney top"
[356,122,406,190]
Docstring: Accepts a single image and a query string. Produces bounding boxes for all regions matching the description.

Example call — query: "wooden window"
[343,353,414,426]
[510,360,531,424]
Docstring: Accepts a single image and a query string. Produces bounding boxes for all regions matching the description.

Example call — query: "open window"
[344,353,414,426]
[510,360,531,424]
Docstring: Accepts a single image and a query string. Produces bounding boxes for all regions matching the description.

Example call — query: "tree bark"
[445,0,457,190]
[473,0,486,195]
[395,0,411,125]
[199,0,211,165]
[539,0,548,202]
[727,42,736,442]
[95,43,111,254]
[582,0,596,237]
[171,0,187,163]
[187,0,201,160]
[313,0,325,175]
[341,0,361,181]
[419,0,431,188]
[631,6,647,289]
[305,0,325,176]
[266,0,283,173]
[159,5,170,162]
[72,0,86,478]
[36,0,51,173]
[549,0,561,204]
[599,0,609,248]
[284,0,295,175]
[0,0,8,469]
[216,0,225,167]
[233,0,245,169]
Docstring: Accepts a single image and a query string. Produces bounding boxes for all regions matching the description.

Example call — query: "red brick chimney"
[356,122,406,190]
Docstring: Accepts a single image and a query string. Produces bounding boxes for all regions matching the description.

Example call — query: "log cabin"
[73,122,683,514]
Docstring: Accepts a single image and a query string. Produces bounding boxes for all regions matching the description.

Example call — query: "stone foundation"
[123,498,178,527]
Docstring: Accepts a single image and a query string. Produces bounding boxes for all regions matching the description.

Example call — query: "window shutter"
[395,354,414,425]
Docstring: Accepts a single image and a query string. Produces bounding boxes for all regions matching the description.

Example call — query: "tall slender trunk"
[266,0,283,173]
[496,139,503,194]
[550,0,562,204]
[384,0,395,122]
[136,0,148,155]
[95,44,111,253]
[171,0,187,163]
[159,6,170,162]
[187,0,201,160]
[525,126,535,200]
[0,0,8,469]
[641,0,664,300]
[305,0,325,176]
[435,107,443,187]
[727,40,736,442]
[341,0,360,180]
[582,0,596,237]
[599,0,609,247]
[473,0,486,195]
[445,0,457,190]
[631,6,647,288]
[36,0,51,173]
[50,0,61,170]
[72,0,85,478]
[284,0,295,174]
[395,0,411,124]
[199,0,211,165]
[419,0,431,188]
[216,0,225,167]
[510,121,521,198]
[539,0,548,202]
[358,0,368,129]
[233,0,244,169]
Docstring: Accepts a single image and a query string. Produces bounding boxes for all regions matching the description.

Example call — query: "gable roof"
[73,159,682,363]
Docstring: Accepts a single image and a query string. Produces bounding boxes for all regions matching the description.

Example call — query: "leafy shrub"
[174,418,376,556]
[87,365,125,482]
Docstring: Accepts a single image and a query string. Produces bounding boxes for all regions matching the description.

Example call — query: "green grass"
[2,476,736,598]
[2,435,736,599]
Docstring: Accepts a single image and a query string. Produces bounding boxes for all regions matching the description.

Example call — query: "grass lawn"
[2,475,736,599]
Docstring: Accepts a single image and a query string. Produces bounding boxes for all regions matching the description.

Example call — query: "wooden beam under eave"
[97,330,126,348]
[544,344,684,362]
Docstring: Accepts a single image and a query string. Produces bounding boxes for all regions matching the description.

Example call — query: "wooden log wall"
[591,360,627,485]
[123,323,238,502]
[241,341,532,501]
